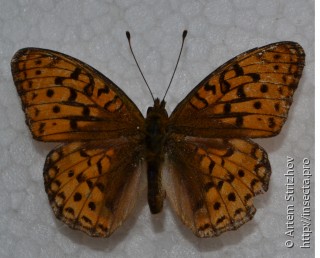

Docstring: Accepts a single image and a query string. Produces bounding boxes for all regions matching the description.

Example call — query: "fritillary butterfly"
[11,32,305,238]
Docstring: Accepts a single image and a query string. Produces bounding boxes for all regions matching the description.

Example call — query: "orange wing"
[11,48,144,142]
[169,42,305,138]
[44,138,143,237]
[163,137,271,237]
[163,42,305,238]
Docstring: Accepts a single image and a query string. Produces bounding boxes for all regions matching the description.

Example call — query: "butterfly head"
[146,98,168,118]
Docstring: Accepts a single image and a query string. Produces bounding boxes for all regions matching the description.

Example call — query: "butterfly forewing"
[169,42,305,138]
[11,48,144,142]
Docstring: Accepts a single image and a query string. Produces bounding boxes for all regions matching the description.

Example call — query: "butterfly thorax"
[144,98,168,214]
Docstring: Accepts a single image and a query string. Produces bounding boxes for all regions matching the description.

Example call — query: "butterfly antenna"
[126,31,155,101]
[162,30,188,101]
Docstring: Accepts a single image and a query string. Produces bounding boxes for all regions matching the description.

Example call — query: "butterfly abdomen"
[145,99,168,214]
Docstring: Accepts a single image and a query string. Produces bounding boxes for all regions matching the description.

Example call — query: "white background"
[0,0,314,257]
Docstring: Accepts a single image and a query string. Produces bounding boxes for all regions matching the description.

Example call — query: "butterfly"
[11,31,305,238]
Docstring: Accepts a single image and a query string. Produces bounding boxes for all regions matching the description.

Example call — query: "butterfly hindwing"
[169,42,305,138]
[11,48,144,142]
[164,137,271,237]
[44,139,143,237]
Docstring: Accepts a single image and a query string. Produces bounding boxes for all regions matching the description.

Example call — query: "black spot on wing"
[253,101,261,109]
[213,202,221,210]
[68,88,77,101]
[70,68,81,80]
[204,82,216,95]
[236,116,243,127]
[233,64,244,76]
[224,103,231,113]
[70,119,78,130]
[47,89,54,97]
[204,182,215,192]
[53,105,60,113]
[97,85,110,97]
[248,73,260,82]
[74,192,82,202]
[191,92,209,109]
[237,85,246,98]
[88,202,96,211]
[55,77,64,85]
[260,84,268,93]
[82,106,90,117]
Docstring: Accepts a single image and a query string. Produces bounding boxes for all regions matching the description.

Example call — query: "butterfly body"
[11,41,305,238]
[144,98,168,213]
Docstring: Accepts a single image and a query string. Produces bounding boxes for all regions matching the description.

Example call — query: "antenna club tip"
[182,30,188,38]
[126,31,131,40]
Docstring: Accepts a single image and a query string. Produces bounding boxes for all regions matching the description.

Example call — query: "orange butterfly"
[11,31,305,238]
